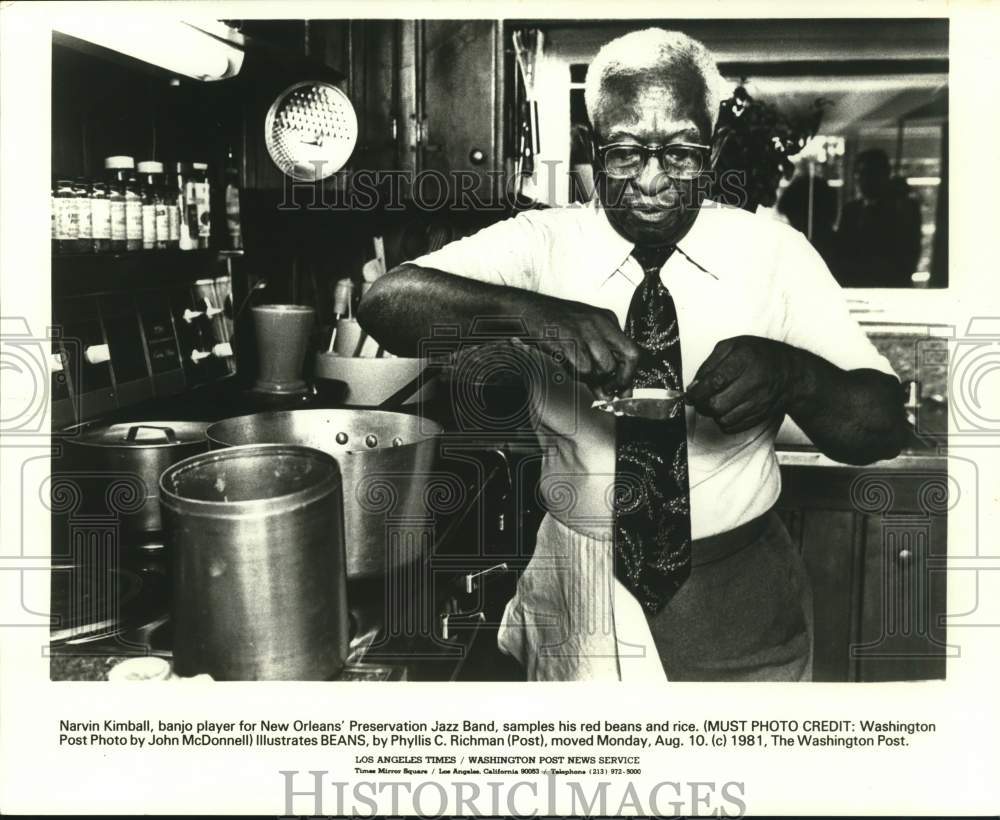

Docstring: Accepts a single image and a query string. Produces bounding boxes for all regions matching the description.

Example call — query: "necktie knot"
[631,245,675,281]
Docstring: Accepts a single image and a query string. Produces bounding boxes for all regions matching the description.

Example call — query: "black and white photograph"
[1,1,998,816]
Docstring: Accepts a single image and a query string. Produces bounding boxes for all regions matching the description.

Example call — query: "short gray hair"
[584,28,725,137]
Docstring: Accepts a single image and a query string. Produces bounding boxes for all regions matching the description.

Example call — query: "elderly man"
[359,28,908,681]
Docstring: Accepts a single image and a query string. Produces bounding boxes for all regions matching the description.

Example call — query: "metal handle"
[462,562,509,595]
[478,446,513,532]
[83,344,110,365]
[125,425,178,443]
[440,609,485,641]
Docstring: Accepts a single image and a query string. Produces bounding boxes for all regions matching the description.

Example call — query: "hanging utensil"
[265,81,358,182]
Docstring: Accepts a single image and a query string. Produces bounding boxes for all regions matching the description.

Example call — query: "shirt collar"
[587,197,722,286]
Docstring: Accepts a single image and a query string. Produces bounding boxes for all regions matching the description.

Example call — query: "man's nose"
[633,153,675,196]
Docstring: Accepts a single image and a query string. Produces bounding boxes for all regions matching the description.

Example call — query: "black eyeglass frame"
[592,140,713,180]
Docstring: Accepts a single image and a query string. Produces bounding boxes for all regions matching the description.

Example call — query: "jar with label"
[136,161,166,250]
[53,178,78,254]
[189,162,211,249]
[165,169,181,249]
[174,162,193,251]
[50,178,57,252]
[224,147,243,250]
[124,171,143,251]
[73,178,93,254]
[104,156,133,253]
[90,181,112,253]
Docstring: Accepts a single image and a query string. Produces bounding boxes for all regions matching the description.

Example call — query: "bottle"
[104,156,132,253]
[137,161,165,250]
[53,178,78,254]
[73,178,93,254]
[124,169,143,252]
[165,168,181,250]
[50,178,57,253]
[190,162,211,249]
[224,147,242,250]
[174,162,193,250]
[90,181,112,253]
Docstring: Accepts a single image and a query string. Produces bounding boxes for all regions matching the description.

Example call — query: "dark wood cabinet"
[421,21,504,204]
[776,454,948,682]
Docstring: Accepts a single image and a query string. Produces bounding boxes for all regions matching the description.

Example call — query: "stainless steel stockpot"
[206,409,444,580]
[160,443,349,681]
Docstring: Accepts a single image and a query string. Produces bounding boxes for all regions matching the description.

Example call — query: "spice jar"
[73,178,93,254]
[104,156,133,253]
[165,169,181,250]
[137,161,167,250]
[50,178,57,253]
[174,162,194,251]
[53,178,78,254]
[90,181,112,253]
[189,162,211,249]
[124,170,143,251]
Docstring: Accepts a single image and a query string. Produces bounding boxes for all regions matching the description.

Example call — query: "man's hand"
[685,335,795,434]
[523,295,642,400]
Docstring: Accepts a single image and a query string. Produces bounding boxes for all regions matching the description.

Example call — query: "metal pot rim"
[252,303,314,313]
[159,443,341,516]
[206,408,444,453]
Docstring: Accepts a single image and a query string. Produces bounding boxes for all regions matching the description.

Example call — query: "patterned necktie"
[613,245,692,616]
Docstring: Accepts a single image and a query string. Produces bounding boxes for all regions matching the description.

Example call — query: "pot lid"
[72,421,211,447]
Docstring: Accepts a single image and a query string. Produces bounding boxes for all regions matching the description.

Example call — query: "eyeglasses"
[595,141,711,180]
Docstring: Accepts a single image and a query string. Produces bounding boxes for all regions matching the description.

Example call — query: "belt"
[691,509,774,568]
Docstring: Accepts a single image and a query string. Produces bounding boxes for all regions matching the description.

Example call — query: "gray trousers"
[647,511,814,681]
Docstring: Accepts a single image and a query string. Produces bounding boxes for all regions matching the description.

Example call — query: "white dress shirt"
[412,197,895,679]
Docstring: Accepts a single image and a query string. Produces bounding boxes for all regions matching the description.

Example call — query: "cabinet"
[51,38,246,428]
[776,455,948,682]
[235,19,505,204]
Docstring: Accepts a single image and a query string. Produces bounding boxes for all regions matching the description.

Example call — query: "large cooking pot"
[206,409,443,580]
[59,421,211,540]
[160,444,349,681]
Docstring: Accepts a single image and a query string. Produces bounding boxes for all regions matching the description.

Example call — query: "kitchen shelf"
[52,249,242,297]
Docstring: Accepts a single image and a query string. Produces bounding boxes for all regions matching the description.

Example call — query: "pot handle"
[125,425,178,444]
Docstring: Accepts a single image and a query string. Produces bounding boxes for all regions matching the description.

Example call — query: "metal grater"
[264,81,358,181]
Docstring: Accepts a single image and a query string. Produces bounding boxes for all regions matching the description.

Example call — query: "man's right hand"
[521,294,641,400]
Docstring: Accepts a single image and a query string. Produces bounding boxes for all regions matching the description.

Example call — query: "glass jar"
[137,161,167,250]
[164,170,180,250]
[73,177,92,254]
[189,161,211,249]
[125,171,143,251]
[50,178,57,253]
[53,178,78,254]
[90,181,112,253]
[104,156,133,253]
[174,162,193,251]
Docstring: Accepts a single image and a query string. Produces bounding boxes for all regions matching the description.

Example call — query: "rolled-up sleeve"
[409,210,549,292]
[778,229,896,376]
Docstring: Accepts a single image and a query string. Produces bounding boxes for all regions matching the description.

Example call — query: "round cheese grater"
[264,81,358,181]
